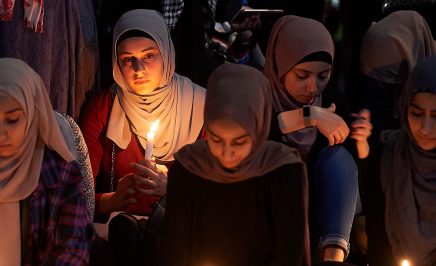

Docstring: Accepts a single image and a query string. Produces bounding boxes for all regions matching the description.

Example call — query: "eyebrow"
[118,46,159,56]
[5,108,23,114]
[293,67,331,74]
[410,103,436,112]
[206,129,250,140]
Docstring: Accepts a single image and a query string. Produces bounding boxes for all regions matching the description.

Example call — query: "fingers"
[327,103,336,113]
[358,109,371,120]
[131,161,159,180]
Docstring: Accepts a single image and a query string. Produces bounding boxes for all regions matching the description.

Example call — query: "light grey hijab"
[381,54,436,265]
[107,9,205,161]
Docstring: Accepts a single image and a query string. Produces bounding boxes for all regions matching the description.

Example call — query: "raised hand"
[311,103,350,146]
[99,173,138,214]
[350,109,372,158]
[131,158,168,196]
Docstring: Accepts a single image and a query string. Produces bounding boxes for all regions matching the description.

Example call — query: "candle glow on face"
[401,259,410,266]
[144,119,160,160]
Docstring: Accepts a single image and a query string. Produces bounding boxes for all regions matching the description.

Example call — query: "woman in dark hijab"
[162,63,310,266]
[363,54,436,266]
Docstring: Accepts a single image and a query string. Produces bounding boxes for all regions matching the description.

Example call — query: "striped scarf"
[0,0,44,32]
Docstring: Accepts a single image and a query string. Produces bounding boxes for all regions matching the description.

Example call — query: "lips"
[134,79,149,85]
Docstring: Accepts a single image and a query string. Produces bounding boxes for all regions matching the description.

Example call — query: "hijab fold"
[0,58,74,265]
[361,10,436,85]
[175,63,304,184]
[107,9,205,162]
[264,15,334,159]
[381,55,436,265]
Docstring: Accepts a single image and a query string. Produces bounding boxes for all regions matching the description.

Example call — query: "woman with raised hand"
[79,8,205,265]
[360,10,436,143]
[362,54,436,266]
[264,15,372,263]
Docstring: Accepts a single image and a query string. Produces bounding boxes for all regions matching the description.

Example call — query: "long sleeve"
[28,149,94,266]
[79,89,112,221]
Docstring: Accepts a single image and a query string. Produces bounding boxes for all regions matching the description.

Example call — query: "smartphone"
[231,9,284,24]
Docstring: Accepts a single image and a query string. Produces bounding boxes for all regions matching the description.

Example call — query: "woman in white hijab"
[0,58,93,265]
[79,9,205,265]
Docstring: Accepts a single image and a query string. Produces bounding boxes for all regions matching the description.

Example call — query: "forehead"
[117,36,159,53]
[291,61,332,72]
[410,92,436,109]
[0,93,23,112]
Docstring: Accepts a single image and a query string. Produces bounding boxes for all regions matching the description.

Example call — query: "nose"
[420,116,434,136]
[221,144,234,160]
[132,58,145,73]
[306,77,318,95]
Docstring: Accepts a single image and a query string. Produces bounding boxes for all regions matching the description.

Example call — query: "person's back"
[359,10,436,142]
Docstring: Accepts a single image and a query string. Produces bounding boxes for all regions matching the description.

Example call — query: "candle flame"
[150,119,160,133]
[401,259,410,266]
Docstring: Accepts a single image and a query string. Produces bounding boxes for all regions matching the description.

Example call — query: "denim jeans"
[308,145,358,261]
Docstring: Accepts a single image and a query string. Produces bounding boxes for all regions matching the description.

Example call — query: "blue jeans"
[308,145,358,259]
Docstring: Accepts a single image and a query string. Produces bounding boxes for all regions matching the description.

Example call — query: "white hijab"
[0,58,74,265]
[107,9,205,162]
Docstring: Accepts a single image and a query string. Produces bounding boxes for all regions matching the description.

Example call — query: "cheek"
[407,115,421,138]
[238,143,253,160]
[284,78,303,96]
[10,123,26,147]
[206,141,221,157]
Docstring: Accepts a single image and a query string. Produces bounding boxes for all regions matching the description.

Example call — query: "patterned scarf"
[162,0,217,30]
[0,0,44,32]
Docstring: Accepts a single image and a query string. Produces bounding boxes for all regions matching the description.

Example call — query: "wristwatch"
[303,105,311,127]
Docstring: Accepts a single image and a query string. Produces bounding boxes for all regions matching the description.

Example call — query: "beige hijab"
[264,15,334,159]
[0,58,74,265]
[107,9,205,161]
[361,10,436,85]
[175,63,304,183]
[381,55,436,265]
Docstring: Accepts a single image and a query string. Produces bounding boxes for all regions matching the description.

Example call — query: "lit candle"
[144,120,160,160]
[401,259,410,266]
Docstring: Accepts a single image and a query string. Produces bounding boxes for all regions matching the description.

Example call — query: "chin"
[415,138,436,151]
[220,160,241,169]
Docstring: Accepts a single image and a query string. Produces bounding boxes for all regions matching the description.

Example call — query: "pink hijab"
[175,63,304,184]
[264,15,334,159]
[361,10,436,85]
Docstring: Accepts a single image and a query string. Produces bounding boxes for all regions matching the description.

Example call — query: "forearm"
[277,108,306,134]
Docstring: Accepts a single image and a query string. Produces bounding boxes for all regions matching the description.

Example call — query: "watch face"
[303,105,310,118]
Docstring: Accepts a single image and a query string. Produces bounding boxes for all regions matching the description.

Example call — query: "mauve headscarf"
[361,10,436,85]
[106,9,205,162]
[381,54,436,265]
[264,15,334,159]
[175,63,304,184]
[0,58,74,265]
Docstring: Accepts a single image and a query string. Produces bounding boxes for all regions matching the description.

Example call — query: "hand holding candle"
[145,119,160,160]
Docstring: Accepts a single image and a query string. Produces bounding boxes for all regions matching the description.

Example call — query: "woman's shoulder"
[79,87,115,128]
[85,87,115,111]
[40,148,81,187]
